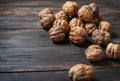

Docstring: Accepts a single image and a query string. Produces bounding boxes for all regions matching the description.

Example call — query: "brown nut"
[78,5,94,22]
[55,11,68,21]
[63,1,79,18]
[68,64,94,81]
[99,21,112,34]
[54,19,70,33]
[69,27,88,44]
[39,8,53,19]
[89,3,99,17]
[85,44,103,62]
[49,25,66,42]
[92,29,111,45]
[69,18,84,29]
[40,14,56,30]
[106,43,120,60]
[85,22,97,35]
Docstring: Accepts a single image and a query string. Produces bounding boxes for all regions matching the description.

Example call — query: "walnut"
[68,64,94,81]
[55,11,68,21]
[63,1,79,18]
[98,21,112,34]
[39,8,53,19]
[85,22,97,35]
[69,27,88,44]
[54,19,70,33]
[92,15,103,26]
[92,29,111,45]
[40,14,56,30]
[106,43,120,60]
[78,5,94,22]
[69,18,84,29]
[49,25,66,42]
[89,3,99,17]
[85,44,103,62]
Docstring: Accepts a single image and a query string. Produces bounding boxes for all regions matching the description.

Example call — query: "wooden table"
[0,0,120,81]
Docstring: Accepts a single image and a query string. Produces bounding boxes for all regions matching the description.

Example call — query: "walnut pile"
[49,25,66,42]
[55,11,69,21]
[92,29,111,45]
[69,27,88,44]
[106,43,120,60]
[85,45,103,61]
[39,1,119,80]
[69,64,94,81]
[54,19,70,33]
[69,18,84,29]
[62,1,79,18]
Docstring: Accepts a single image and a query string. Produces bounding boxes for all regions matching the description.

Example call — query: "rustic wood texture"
[0,0,120,81]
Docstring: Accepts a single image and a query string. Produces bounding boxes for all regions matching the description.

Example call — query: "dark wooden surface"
[0,0,120,81]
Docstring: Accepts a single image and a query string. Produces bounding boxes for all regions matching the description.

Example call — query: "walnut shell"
[89,3,99,17]
[68,64,94,81]
[55,11,68,21]
[99,21,112,34]
[39,8,53,19]
[63,1,79,18]
[49,25,66,42]
[106,43,120,60]
[69,27,88,44]
[69,18,84,29]
[85,22,97,35]
[85,44,103,62]
[92,29,111,45]
[54,19,70,33]
[78,5,94,22]
[40,14,56,30]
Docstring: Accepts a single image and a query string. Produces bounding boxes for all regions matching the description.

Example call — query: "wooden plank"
[0,68,119,81]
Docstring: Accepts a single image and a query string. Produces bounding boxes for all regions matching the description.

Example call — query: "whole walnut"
[63,1,79,18]
[85,22,97,35]
[69,27,88,44]
[85,44,103,62]
[78,5,94,22]
[40,14,56,30]
[49,25,66,42]
[89,3,99,17]
[54,19,70,33]
[39,8,53,19]
[68,64,94,81]
[69,18,84,29]
[92,29,111,45]
[55,11,68,21]
[106,43,120,60]
[99,21,112,34]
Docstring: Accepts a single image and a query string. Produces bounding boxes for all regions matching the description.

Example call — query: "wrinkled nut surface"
[63,1,79,17]
[99,21,112,34]
[55,11,68,21]
[69,27,88,44]
[106,43,120,60]
[54,19,70,33]
[39,8,53,19]
[69,18,84,29]
[68,64,94,81]
[78,5,94,22]
[40,14,56,29]
[49,26,66,42]
[92,29,111,45]
[89,3,99,17]
[85,44,103,61]
[85,22,97,35]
